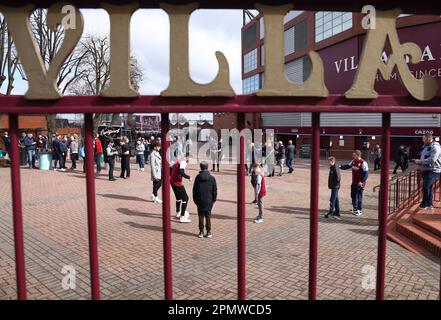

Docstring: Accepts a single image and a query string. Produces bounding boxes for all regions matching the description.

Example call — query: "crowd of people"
[1,130,441,237]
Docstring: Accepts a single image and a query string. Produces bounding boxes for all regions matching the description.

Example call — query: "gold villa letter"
[101,3,139,98]
[255,4,328,97]
[345,9,437,101]
[160,2,234,97]
[0,3,83,100]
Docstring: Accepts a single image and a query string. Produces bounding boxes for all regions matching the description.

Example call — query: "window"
[243,48,258,73]
[295,19,308,51]
[284,27,295,56]
[242,74,261,94]
[315,11,352,43]
[260,17,264,39]
[243,22,257,51]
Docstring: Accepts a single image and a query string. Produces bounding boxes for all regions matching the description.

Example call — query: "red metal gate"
[1,0,441,301]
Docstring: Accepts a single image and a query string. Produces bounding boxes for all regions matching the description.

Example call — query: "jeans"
[153,180,162,197]
[27,149,36,168]
[172,186,188,216]
[329,188,340,214]
[137,154,145,169]
[279,158,285,175]
[120,156,130,178]
[108,158,115,180]
[198,210,211,233]
[257,196,264,219]
[350,184,364,211]
[287,157,294,172]
[57,152,64,169]
[94,153,102,173]
[71,153,78,169]
[393,163,406,174]
[421,171,440,207]
[374,158,381,170]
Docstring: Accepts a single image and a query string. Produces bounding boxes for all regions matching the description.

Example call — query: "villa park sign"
[0,2,438,101]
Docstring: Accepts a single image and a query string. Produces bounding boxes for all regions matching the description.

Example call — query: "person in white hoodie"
[136,139,146,171]
[150,141,163,203]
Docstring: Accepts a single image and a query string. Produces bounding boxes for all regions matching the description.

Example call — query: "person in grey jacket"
[412,133,441,210]
[150,142,162,203]
[285,140,295,173]
[70,134,79,170]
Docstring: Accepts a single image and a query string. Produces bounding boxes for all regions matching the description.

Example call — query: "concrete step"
[396,222,441,257]
[413,215,441,238]
[387,229,428,255]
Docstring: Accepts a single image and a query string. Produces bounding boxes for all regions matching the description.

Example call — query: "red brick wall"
[0,114,47,130]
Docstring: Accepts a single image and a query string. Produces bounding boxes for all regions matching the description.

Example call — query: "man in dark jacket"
[285,140,295,173]
[393,145,409,174]
[193,161,217,238]
[276,141,286,176]
[24,132,37,169]
[326,156,341,219]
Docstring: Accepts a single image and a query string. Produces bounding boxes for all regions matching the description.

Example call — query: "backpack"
[80,146,85,158]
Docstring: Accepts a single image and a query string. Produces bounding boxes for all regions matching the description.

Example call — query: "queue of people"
[3,130,441,237]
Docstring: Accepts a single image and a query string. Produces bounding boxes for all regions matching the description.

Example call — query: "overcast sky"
[5,9,244,96]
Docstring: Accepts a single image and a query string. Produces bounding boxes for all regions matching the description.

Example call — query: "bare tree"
[0,16,22,95]
[68,36,144,127]
[29,9,88,134]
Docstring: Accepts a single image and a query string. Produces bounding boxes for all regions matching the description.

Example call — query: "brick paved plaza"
[0,159,439,300]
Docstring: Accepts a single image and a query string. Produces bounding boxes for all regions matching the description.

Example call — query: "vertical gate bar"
[376,112,391,300]
[408,173,412,206]
[9,114,27,300]
[237,112,246,300]
[161,113,173,300]
[84,113,101,300]
[309,112,320,300]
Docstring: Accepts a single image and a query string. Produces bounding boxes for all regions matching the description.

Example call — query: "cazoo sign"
[0,2,438,101]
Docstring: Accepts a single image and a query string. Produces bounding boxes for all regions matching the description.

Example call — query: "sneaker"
[353,210,363,216]
[151,194,156,201]
[324,213,330,219]
[154,197,163,204]
[198,232,204,238]
[176,212,181,219]
[183,211,190,218]
[205,232,212,238]
[137,168,141,171]
[179,216,191,223]
[418,203,428,210]
[333,214,341,220]
[254,218,263,223]
[250,200,257,205]
[60,168,66,172]
[141,168,145,172]
[349,208,356,213]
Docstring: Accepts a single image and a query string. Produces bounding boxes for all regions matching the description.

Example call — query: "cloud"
[5,8,243,96]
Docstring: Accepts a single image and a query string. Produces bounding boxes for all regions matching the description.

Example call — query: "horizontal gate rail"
[2,0,441,14]
[2,95,441,114]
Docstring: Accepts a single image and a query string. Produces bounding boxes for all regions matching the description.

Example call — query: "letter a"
[345,9,437,101]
